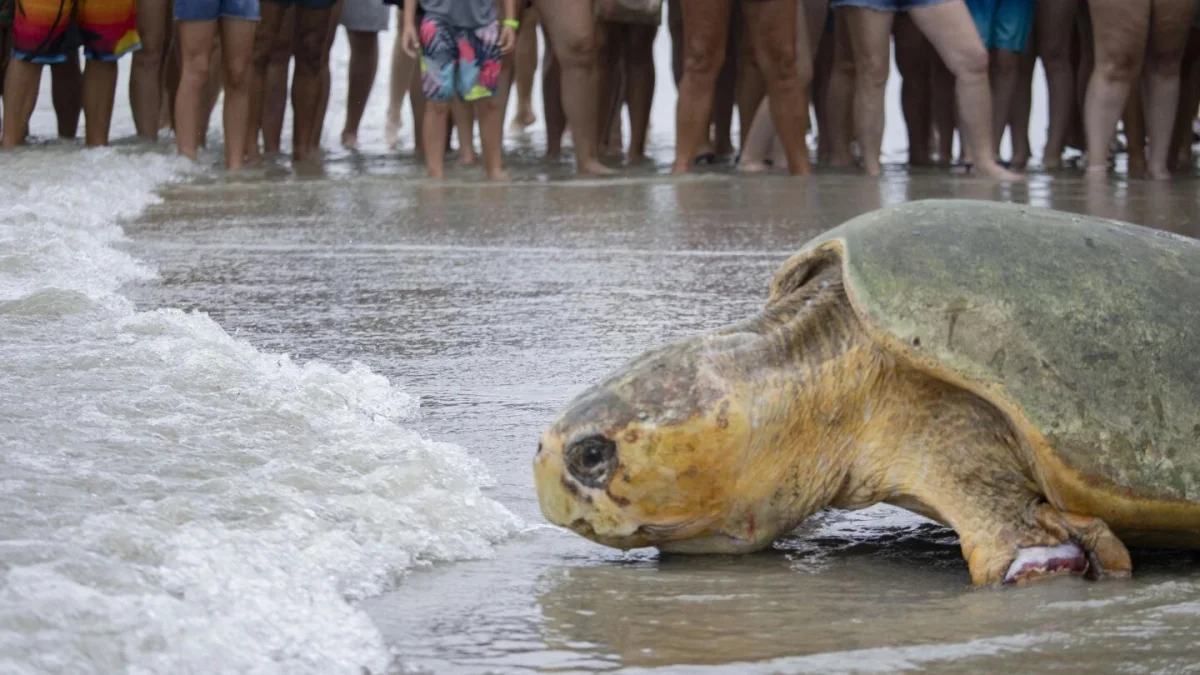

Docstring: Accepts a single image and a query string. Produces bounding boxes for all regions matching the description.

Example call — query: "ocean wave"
[0,147,521,674]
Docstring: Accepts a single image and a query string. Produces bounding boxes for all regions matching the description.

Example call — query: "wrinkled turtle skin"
[534,200,1200,585]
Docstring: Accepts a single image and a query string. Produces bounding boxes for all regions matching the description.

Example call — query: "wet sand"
[123,165,1200,674]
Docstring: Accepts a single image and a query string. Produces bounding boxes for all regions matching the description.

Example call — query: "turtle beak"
[534,432,574,527]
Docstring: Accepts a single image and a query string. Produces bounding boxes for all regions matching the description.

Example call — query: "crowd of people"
[1,0,1199,181]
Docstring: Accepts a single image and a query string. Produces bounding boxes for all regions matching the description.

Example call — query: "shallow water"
[5,24,1200,675]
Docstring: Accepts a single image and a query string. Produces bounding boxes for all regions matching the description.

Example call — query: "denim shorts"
[830,0,952,11]
[263,0,338,9]
[175,0,260,21]
[965,0,1034,52]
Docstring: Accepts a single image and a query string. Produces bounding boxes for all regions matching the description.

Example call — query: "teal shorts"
[965,0,1034,52]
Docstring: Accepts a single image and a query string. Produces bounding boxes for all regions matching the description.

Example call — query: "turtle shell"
[769,200,1200,522]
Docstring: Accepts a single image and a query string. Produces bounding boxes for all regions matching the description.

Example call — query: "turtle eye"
[565,435,618,489]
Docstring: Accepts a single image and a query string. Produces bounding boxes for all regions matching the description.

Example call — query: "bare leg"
[1142,0,1196,179]
[1124,77,1146,174]
[814,25,835,163]
[625,24,657,163]
[132,0,172,140]
[843,6,893,176]
[263,7,293,155]
[931,53,955,164]
[894,12,933,166]
[825,8,855,167]
[292,6,330,162]
[1083,0,1149,176]
[1009,47,1034,169]
[990,49,1022,161]
[511,6,539,130]
[2,60,42,148]
[81,60,117,147]
[310,0,343,152]
[534,0,614,174]
[451,98,477,165]
[50,53,83,139]
[542,31,566,158]
[163,36,182,132]
[197,38,223,147]
[385,8,411,148]
[1037,0,1079,168]
[423,99,450,178]
[246,3,284,162]
[673,0,734,173]
[709,16,737,157]
[1169,25,1200,171]
[912,0,1020,179]
[341,29,379,150]
[734,7,766,152]
[175,20,217,159]
[219,18,255,169]
[477,95,509,180]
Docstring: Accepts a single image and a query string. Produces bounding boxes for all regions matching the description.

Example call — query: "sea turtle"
[533,200,1200,585]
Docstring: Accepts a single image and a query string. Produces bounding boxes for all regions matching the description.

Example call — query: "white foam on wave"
[0,148,522,674]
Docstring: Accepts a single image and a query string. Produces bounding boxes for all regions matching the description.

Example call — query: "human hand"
[498,25,516,55]
[402,23,420,57]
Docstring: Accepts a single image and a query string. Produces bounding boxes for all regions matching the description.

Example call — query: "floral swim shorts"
[418,16,501,103]
[13,0,141,64]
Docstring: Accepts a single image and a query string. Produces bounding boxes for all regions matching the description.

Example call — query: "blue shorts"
[175,0,260,21]
[830,0,952,11]
[263,0,338,9]
[965,0,1034,52]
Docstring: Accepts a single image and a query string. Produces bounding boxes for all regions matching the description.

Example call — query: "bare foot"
[1042,154,1062,170]
[1127,153,1147,176]
[1085,164,1108,180]
[579,159,616,176]
[974,161,1022,181]
[341,132,359,150]
[486,167,512,181]
[510,107,536,130]
[385,108,400,149]
[459,149,478,166]
[427,167,445,180]
[863,160,882,177]
[1147,164,1171,180]
[627,152,645,165]
[737,160,769,173]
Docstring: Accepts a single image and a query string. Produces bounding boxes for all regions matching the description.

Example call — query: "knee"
[990,50,1019,75]
[181,54,212,85]
[1096,49,1141,82]
[856,53,890,88]
[224,59,250,90]
[425,100,451,116]
[556,30,600,69]
[294,38,323,75]
[683,37,723,80]
[1145,48,1184,78]
[756,46,809,88]
[954,44,989,80]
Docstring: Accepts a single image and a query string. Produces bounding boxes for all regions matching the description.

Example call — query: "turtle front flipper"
[858,370,1134,585]
[999,505,1132,584]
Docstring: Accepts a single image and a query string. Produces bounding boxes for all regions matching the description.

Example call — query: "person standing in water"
[3,0,141,148]
[173,0,257,169]
[338,0,390,150]
[401,0,517,180]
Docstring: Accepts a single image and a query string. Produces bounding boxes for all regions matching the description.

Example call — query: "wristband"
[502,18,520,29]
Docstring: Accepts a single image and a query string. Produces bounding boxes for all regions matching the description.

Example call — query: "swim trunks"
[830,0,952,11]
[12,0,141,64]
[174,0,260,21]
[418,15,501,102]
[965,0,1033,52]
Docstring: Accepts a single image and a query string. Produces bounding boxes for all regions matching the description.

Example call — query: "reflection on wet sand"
[127,167,1200,675]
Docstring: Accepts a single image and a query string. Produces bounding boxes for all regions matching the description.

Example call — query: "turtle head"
[534,333,802,554]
